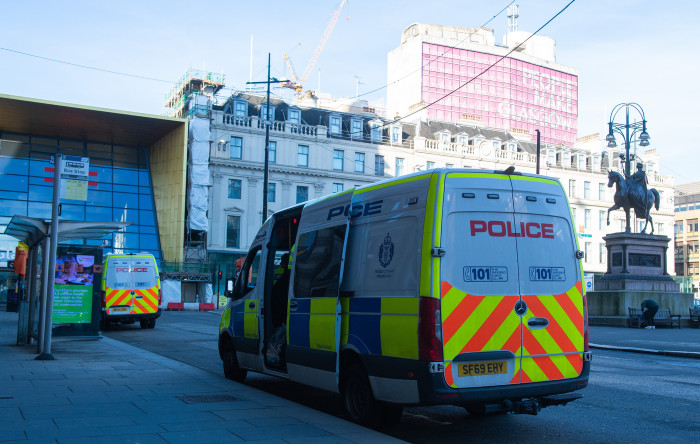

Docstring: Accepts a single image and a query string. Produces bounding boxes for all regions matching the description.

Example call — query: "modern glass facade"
[0,132,162,263]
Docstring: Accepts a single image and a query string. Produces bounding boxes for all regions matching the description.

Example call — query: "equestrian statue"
[606,163,660,234]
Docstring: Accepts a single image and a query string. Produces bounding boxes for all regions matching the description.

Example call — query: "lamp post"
[605,103,650,233]
[246,53,285,225]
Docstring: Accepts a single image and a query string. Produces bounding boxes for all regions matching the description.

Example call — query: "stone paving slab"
[0,311,404,443]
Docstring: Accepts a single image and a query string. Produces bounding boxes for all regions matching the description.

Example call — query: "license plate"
[458,361,507,377]
[110,307,129,314]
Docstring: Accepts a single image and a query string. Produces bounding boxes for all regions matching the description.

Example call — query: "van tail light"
[158,288,162,306]
[101,291,106,309]
[419,297,443,362]
[583,293,589,352]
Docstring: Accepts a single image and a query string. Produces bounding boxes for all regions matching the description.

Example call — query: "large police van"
[219,168,591,427]
[101,253,161,329]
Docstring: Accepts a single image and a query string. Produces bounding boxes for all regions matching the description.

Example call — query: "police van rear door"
[439,172,523,389]
[105,256,135,315]
[511,176,584,384]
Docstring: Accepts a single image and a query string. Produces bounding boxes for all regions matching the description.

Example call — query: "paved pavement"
[0,311,404,444]
[589,324,700,358]
[2,310,699,444]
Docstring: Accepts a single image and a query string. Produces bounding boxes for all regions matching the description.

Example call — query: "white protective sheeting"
[187,107,211,232]
[204,283,213,303]
[161,279,182,307]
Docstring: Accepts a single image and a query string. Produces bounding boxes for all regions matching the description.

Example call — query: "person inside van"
[271,253,290,327]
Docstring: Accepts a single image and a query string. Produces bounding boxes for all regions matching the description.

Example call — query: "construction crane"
[283,0,347,94]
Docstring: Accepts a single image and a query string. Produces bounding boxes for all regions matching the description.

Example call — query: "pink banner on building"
[421,43,578,146]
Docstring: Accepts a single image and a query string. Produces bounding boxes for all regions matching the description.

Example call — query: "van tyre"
[341,364,402,428]
[140,320,149,329]
[222,349,247,383]
[148,319,156,329]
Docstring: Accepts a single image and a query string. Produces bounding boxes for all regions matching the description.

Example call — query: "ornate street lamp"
[606,103,650,232]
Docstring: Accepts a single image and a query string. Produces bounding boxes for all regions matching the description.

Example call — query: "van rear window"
[514,214,578,295]
[443,211,520,296]
[106,259,158,289]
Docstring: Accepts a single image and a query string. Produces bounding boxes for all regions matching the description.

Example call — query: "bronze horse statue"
[606,170,660,234]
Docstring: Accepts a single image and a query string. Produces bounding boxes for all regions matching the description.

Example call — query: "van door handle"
[135,295,143,299]
[248,301,256,309]
[527,317,549,329]
[289,300,298,311]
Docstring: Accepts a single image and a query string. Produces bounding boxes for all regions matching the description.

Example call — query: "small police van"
[101,253,161,329]
[219,168,591,427]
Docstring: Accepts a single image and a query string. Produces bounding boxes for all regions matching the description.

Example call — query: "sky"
[1,0,697,185]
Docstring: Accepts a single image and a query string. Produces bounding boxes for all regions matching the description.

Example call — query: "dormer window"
[351,119,363,140]
[440,133,450,142]
[330,115,342,135]
[391,125,402,144]
[288,108,301,124]
[370,121,382,142]
[458,135,467,145]
[234,100,247,117]
[261,103,275,121]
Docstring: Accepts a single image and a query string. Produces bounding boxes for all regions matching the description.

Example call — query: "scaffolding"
[165,68,225,118]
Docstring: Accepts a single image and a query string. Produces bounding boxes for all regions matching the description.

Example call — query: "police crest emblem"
[378,232,394,268]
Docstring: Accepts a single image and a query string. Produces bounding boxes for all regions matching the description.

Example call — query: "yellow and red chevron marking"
[106,287,158,314]
[520,281,584,383]
[440,282,521,387]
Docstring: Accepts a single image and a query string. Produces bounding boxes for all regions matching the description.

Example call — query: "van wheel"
[139,320,149,329]
[148,319,156,329]
[223,349,247,382]
[341,364,401,428]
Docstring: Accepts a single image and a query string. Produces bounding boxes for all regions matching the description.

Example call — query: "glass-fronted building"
[0,94,188,304]
[0,133,162,260]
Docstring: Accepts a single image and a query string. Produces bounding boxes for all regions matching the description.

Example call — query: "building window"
[228,179,242,199]
[391,126,401,143]
[355,153,365,173]
[226,215,240,248]
[427,161,435,169]
[584,242,591,263]
[261,103,274,121]
[458,136,467,145]
[268,182,276,202]
[599,210,606,230]
[234,100,247,116]
[371,123,382,142]
[395,157,405,177]
[584,181,591,199]
[288,108,300,123]
[584,209,591,230]
[268,141,276,164]
[375,155,385,176]
[569,179,576,198]
[599,243,606,264]
[297,145,309,166]
[332,183,343,193]
[230,136,242,159]
[440,133,450,142]
[657,223,664,235]
[296,186,308,203]
[333,149,344,171]
[572,208,577,226]
[599,183,605,200]
[446,163,454,168]
[351,119,363,140]
[330,115,341,135]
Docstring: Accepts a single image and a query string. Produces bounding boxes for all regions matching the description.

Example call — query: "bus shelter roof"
[3,216,130,247]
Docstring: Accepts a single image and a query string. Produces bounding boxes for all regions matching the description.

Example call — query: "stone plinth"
[587,232,694,319]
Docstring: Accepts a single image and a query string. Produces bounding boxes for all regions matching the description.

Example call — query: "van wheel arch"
[220,333,247,382]
[339,351,402,428]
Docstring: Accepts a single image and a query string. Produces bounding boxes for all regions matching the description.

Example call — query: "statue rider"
[626,162,648,218]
